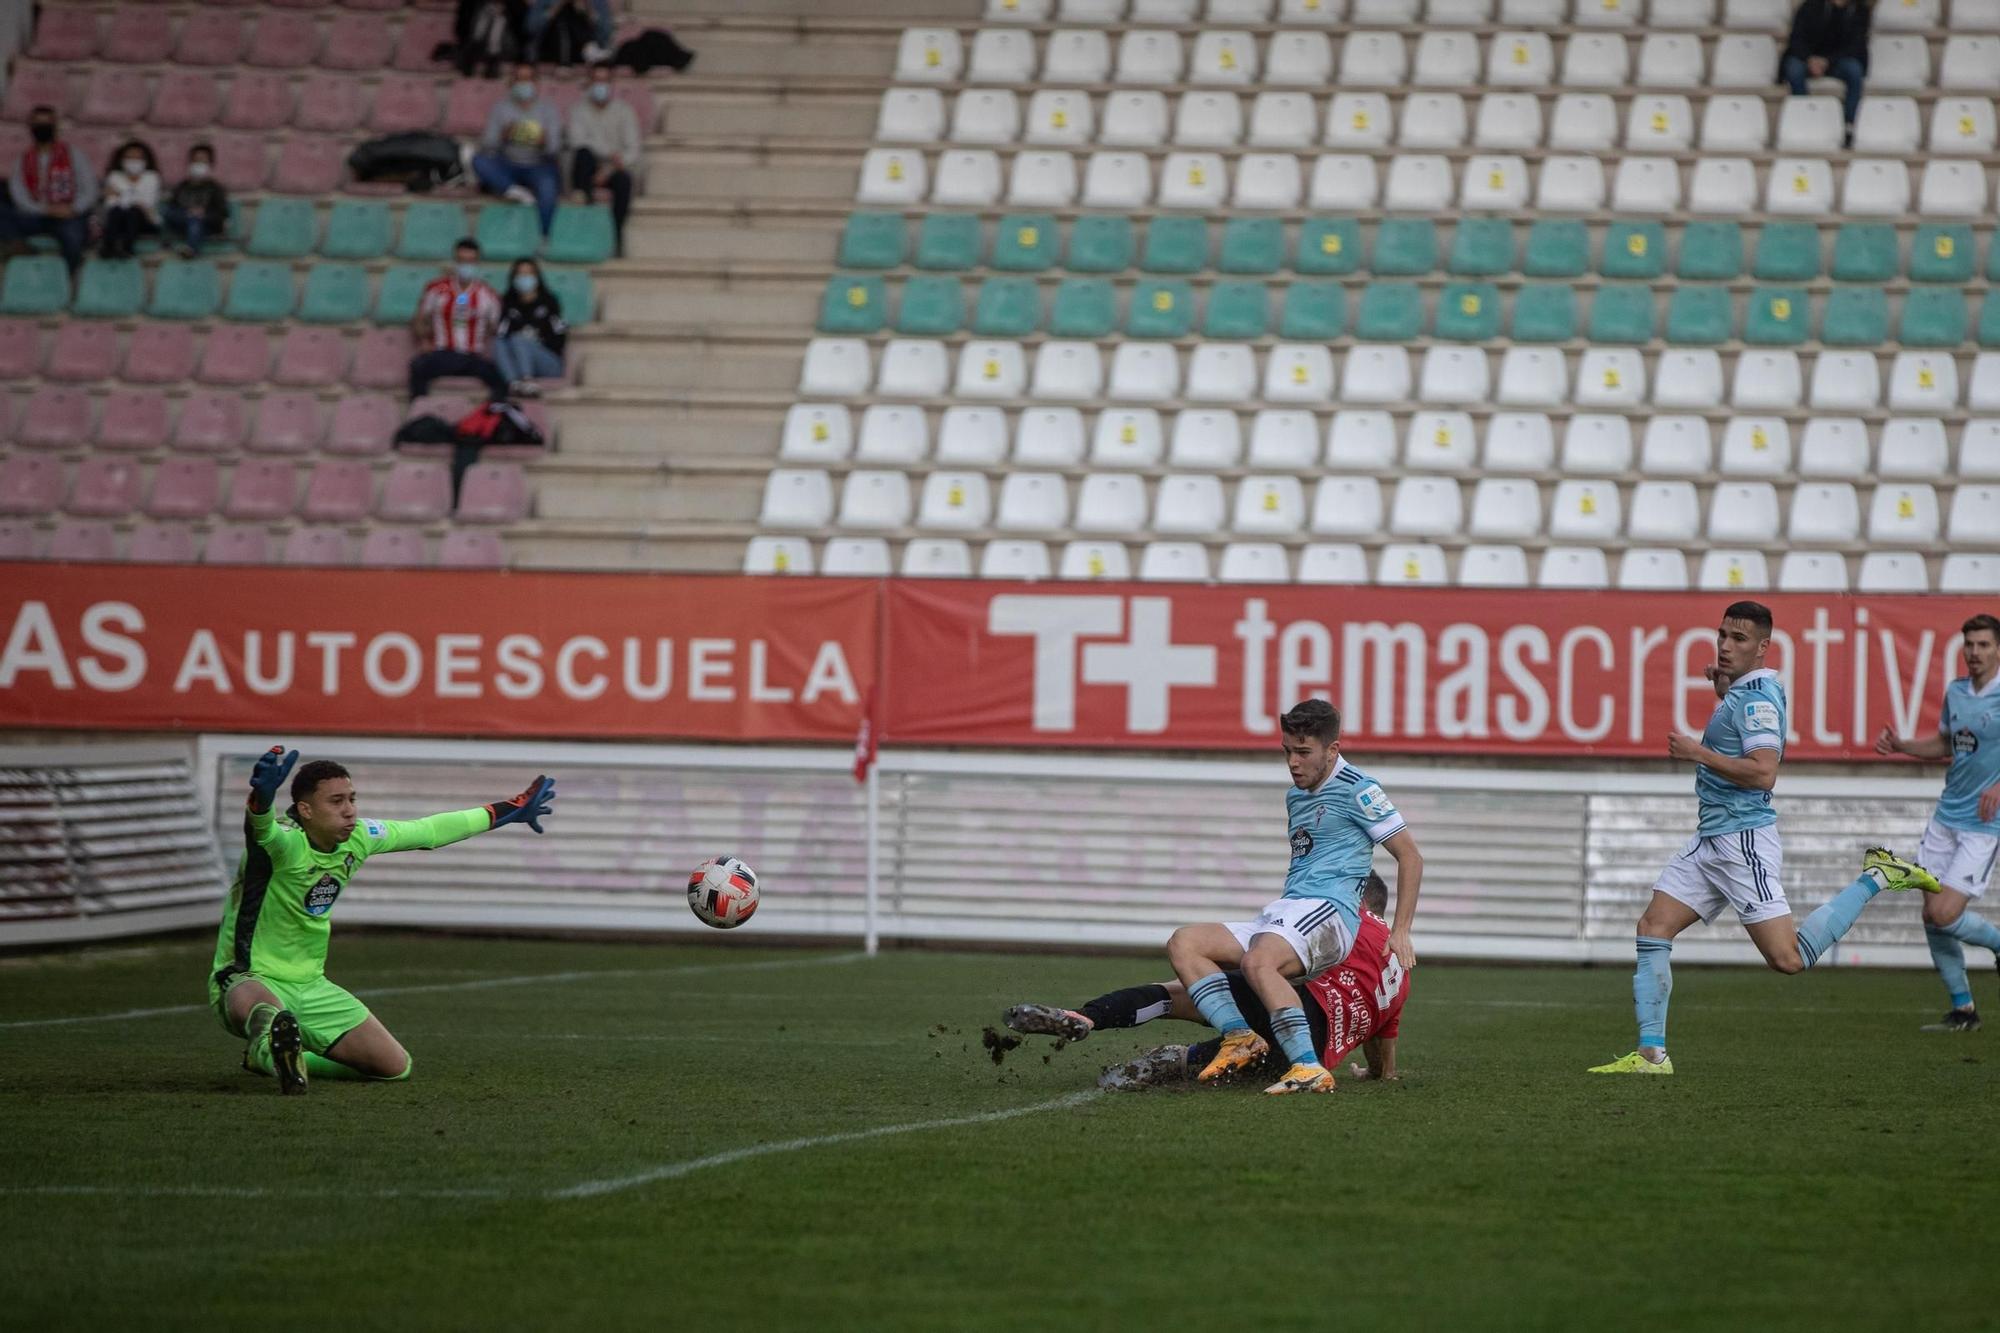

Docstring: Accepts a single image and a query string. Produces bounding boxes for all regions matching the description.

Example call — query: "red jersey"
[417,276,500,356]
[1302,909,1408,1065]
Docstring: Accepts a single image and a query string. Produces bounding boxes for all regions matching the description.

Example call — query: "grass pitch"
[2,932,1996,1332]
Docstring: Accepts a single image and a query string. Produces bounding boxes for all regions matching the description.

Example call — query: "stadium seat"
[1419,347,1490,404]
[1744,287,1809,346]
[1844,161,1912,218]
[1496,347,1567,405]
[1777,97,1845,153]
[896,29,964,82]
[1720,418,1791,475]
[1931,99,1997,156]
[1611,158,1681,214]
[1627,95,1694,152]
[1536,157,1606,212]
[1039,278,1108,338]
[1485,412,1555,470]
[68,259,140,322]
[813,539,888,577]
[1117,29,1185,83]
[835,471,913,530]
[1919,161,1987,217]
[978,540,1052,579]
[900,539,972,578]
[251,393,325,455]
[1889,352,1957,411]
[1853,553,1927,593]
[935,407,1009,465]
[1706,483,1780,544]
[1127,279,1196,339]
[1910,224,1975,284]
[1,256,70,316]
[1511,285,1576,342]
[1434,283,1500,342]
[1402,93,1468,147]
[1018,91,1084,146]
[1218,543,1288,583]
[1308,156,1381,210]
[1355,283,1424,340]
[19,386,91,449]
[1700,96,1769,151]
[1618,549,1691,591]
[1045,30,1113,83]
[1868,485,1941,543]
[895,276,964,336]
[1575,349,1645,407]
[1471,93,1541,149]
[879,88,945,144]
[1311,476,1385,534]
[196,326,273,386]
[1821,288,1889,346]
[1172,91,1243,147]
[1789,483,1861,543]
[1059,541,1132,581]
[935,150,1004,207]
[950,340,1024,398]
[1032,341,1106,399]
[1107,343,1181,401]
[1941,554,2000,592]
[1902,290,1968,348]
[1330,411,1399,470]
[1562,415,1632,472]
[743,536,812,576]
[1297,543,1369,584]
[1796,418,1868,478]
[1601,220,1665,280]
[1546,480,1619,541]
[1775,551,1848,591]
[1688,158,1757,213]
[1808,351,1879,409]
[857,404,929,463]
[43,323,117,383]
[94,390,168,453]
[1180,344,1250,402]
[1379,544,1449,585]
[221,262,295,323]
[1092,408,1163,467]
[1204,279,1270,338]
[798,339,871,396]
[1101,91,1170,147]
[1487,32,1553,86]
[1074,474,1148,534]
[918,472,995,530]
[1234,475,1305,533]
[837,214,907,271]
[1665,287,1733,345]
[1458,545,1530,587]
[1264,344,1335,403]
[857,150,927,205]
[1628,482,1701,543]
[1248,411,1318,468]
[1655,351,1724,409]
[1522,220,1588,277]
[1055,215,1126,274]
[1389,476,1463,536]
[1082,152,1152,209]
[1974,354,2000,407]
[1383,156,1453,212]
[1247,93,1315,148]
[1011,408,1084,466]
[1468,478,1540,539]
[1940,35,2000,90]
[1538,548,1609,589]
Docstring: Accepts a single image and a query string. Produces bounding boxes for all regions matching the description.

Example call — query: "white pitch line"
[549,1090,1104,1201]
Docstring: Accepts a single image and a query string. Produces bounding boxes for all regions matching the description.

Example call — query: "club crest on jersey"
[1355,783,1395,821]
[1956,729,1979,757]
[1290,826,1314,859]
[364,820,385,839]
[304,872,342,916]
[1743,701,1780,733]
[342,852,356,875]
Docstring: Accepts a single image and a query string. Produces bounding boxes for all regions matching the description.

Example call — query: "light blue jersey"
[1284,757,1405,918]
[1936,674,2000,834]
[1694,667,1786,837]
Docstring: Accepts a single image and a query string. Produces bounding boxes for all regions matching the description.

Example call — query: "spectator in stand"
[0,105,97,274]
[99,139,163,259]
[528,0,614,65]
[495,258,567,398]
[1779,0,1872,146]
[567,62,639,257]
[454,0,527,78]
[410,237,510,402]
[160,143,229,258]
[472,62,563,236]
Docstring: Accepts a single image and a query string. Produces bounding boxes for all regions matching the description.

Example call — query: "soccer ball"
[687,856,759,929]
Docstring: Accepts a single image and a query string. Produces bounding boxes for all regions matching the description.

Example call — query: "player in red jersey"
[1004,874,1409,1095]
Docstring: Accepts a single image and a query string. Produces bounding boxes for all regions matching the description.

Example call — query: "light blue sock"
[1926,923,1975,1010]
[1268,1005,1319,1069]
[1794,873,1881,968]
[1635,936,1673,1050]
[1949,907,2000,954]
[1186,972,1251,1036]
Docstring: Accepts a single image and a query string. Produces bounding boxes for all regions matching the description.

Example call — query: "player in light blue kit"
[1875,613,2000,1032]
[1165,698,1423,1095]
[1590,602,1939,1075]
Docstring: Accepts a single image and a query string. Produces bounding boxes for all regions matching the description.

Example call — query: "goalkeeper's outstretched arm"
[369,776,558,854]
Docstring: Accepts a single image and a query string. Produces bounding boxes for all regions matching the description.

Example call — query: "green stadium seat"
[817,274,888,334]
[991,214,1058,272]
[1353,282,1424,341]
[1989,233,2000,283]
[545,269,593,321]
[971,277,1039,337]
[1434,282,1500,342]
[246,196,317,259]
[372,265,431,324]
[1749,223,1816,281]
[1048,278,1116,337]
[1140,217,1208,274]
[1295,218,1361,275]
[1677,222,1743,280]
[396,200,469,261]
[1126,278,1195,338]
[1587,285,1655,344]
[545,206,615,265]
[0,255,69,315]
[836,212,906,269]
[1447,219,1513,277]
[1908,224,1974,284]
[222,260,295,322]
[1742,287,1809,346]
[1979,291,2000,348]
[1900,288,1967,348]
[1063,216,1131,273]
[1831,224,1897,283]
[1278,282,1344,340]
[147,258,222,320]
[298,262,370,324]
[1522,220,1588,278]
[1202,280,1269,339]
[475,205,540,262]
[71,258,143,319]
[321,200,394,260]
[1218,218,1283,275]
[1371,219,1437,276]
[1600,221,1666,280]
[1821,287,1888,345]
[1664,286,1732,345]
[896,275,964,335]
[1510,284,1577,343]
[914,213,983,271]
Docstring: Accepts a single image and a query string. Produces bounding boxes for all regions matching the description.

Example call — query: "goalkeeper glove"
[486,775,555,833]
[247,745,299,814]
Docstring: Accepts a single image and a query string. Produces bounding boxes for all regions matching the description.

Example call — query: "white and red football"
[687,856,760,929]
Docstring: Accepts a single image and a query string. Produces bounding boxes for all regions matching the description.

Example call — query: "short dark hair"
[1279,698,1340,743]
[453,237,480,256]
[290,760,351,815]
[188,142,213,161]
[1361,871,1388,917]
[1965,614,2000,642]
[1722,601,1773,637]
[28,104,54,119]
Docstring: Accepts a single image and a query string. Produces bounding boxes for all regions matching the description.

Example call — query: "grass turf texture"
[2,933,1996,1331]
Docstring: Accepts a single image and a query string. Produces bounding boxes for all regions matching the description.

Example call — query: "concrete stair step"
[627,220,839,266]
[599,275,820,328]
[639,152,858,204]
[662,93,879,140]
[550,402,785,459]
[579,345,802,392]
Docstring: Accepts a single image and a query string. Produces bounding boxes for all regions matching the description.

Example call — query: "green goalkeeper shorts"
[209,973,372,1054]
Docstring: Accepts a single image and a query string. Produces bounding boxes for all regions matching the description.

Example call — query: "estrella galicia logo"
[304,873,342,916]
[1290,825,1314,860]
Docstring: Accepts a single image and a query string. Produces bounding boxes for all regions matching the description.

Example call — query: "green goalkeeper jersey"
[211,806,489,989]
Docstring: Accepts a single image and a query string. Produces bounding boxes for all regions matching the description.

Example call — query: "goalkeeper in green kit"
[210,745,556,1095]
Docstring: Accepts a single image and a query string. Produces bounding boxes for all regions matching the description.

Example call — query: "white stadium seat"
[1249,411,1319,468]
[1538,547,1610,589]
[902,538,973,578]
[1496,348,1567,405]
[1429,0,1494,17]
[1460,544,1531,586]
[759,469,834,528]
[1879,418,1949,478]
[896,29,964,82]
[1109,344,1183,401]
[1383,155,1454,211]
[968,29,1036,83]
[1189,31,1258,84]
[1809,352,1880,410]
[1007,151,1077,206]
[1947,485,2000,543]
[987,0,1054,18]
[1116,29,1185,83]
[1777,551,1849,592]
[1154,475,1227,534]
[1378,543,1450,585]
[1169,409,1243,467]
[1939,36,2000,91]
[781,404,852,462]
[1139,541,1211,582]
[837,470,913,529]
[1072,475,1148,536]
[1562,414,1633,472]
[1876,0,1939,28]
[1044,29,1113,83]
[1407,410,1478,470]
[1626,95,1694,151]
[1575,349,1645,408]
[1788,482,1861,542]
[1342,345,1412,403]
[1061,0,1126,19]
[1777,97,1846,153]
[1618,549,1690,590]
[1548,479,1620,540]
[1234,153,1303,208]
[1890,353,1958,411]
[1485,412,1555,470]
[1413,32,1479,85]
[1233,476,1306,533]
[1092,408,1165,467]
[1419,347,1491,404]
[1312,476,1385,534]
[981,540,1053,579]
[1941,555,2000,592]
[1158,152,1228,209]
[1651,0,1715,24]
[1266,32,1334,84]
[857,149,926,204]
[1473,94,1542,149]
[938,406,1010,465]
[1264,344,1338,403]
[1854,97,1922,155]
[1796,418,1868,478]
[1021,91,1090,147]
[1718,418,1790,475]
[1308,155,1381,208]
[1957,0,2000,30]
[1402,94,1469,148]
[1275,0,1339,21]
[1857,553,1929,593]
[1699,97,1769,152]
[1187,344,1258,401]
[1639,416,1712,474]
[1218,543,1290,583]
[1931,98,1998,155]
[933,149,1003,206]
[1389,476,1464,536]
[856,404,927,463]
[1468,478,1541,538]
[1297,543,1370,584]
[1248,93,1317,148]
[1637,34,1704,85]
[1765,158,1834,215]
[918,473,994,531]
[1963,420,2000,476]
[879,89,946,143]
[1918,161,1988,217]
[951,340,1025,398]
[995,472,1070,532]
[952,89,1022,145]
[1655,351,1725,410]
[1354,0,1421,21]
[798,338,871,396]
[1688,157,1757,213]
[1460,154,1529,210]
[1339,32,1409,86]
[1871,36,1931,91]
[1102,91,1171,146]
[1032,341,1106,400]
[1060,541,1133,580]
[1082,152,1152,208]
[1537,156,1607,212]
[1710,34,1778,88]
[1549,95,1617,152]
[1698,550,1769,592]
[1561,35,1630,88]
[1731,351,1804,410]
[1327,93,1394,149]
[1174,92,1243,146]
[744,536,813,575]
[1500,0,1563,20]
[1627,481,1701,543]
[1576,0,1640,26]
[1612,157,1682,213]
[1707,483,1780,543]
[1013,407,1087,466]
[1487,32,1554,87]
[1842,160,1911,218]
[1329,410,1400,469]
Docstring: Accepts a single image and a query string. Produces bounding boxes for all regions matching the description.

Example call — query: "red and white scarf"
[20,142,76,207]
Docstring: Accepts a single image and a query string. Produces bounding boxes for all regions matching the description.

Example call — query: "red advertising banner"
[0,565,877,740]
[882,581,1994,760]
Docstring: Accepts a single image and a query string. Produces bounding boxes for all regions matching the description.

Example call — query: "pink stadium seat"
[224,458,299,520]
[272,328,349,387]
[2,65,74,121]
[292,72,367,134]
[325,395,400,455]
[174,11,249,65]
[149,70,224,130]
[67,456,143,518]
[250,393,325,454]
[101,10,176,63]
[43,324,120,384]
[545,82,583,122]
[391,12,455,70]
[171,391,249,453]
[377,460,452,522]
[407,394,472,426]
[146,456,221,518]
[454,463,529,523]
[210,133,271,193]
[128,521,197,563]
[269,136,345,194]
[442,81,498,137]
[124,323,198,384]
[30,11,101,61]
[282,526,356,566]
[220,73,293,132]
[96,390,171,451]
[203,524,272,565]
[360,526,428,566]
[18,386,92,448]
[349,328,413,390]
[247,12,323,67]
[197,327,273,387]
[321,12,396,70]
[438,528,505,568]
[618,84,658,133]
[78,68,152,125]
[0,519,37,558]
[0,455,66,516]
[0,321,42,380]
[47,519,117,562]
[301,458,375,522]
[351,0,414,11]
[368,76,441,134]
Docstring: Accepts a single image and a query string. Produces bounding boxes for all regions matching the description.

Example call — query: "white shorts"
[1653,826,1791,927]
[1226,896,1358,974]
[1917,817,2000,898]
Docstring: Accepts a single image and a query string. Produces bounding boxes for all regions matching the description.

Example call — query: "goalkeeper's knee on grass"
[302,1052,412,1081]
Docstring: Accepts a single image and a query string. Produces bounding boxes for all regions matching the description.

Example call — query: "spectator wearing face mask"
[100,139,163,260]
[160,144,229,258]
[495,258,567,397]
[566,63,639,257]
[472,62,563,235]
[410,237,510,402]
[0,105,98,273]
